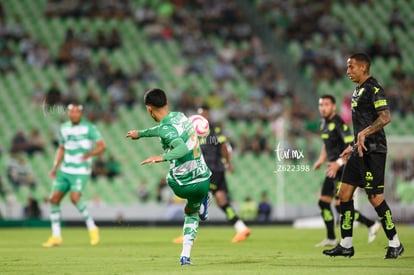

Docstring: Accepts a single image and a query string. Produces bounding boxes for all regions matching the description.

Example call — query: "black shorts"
[341,151,386,195]
[209,171,228,194]
[321,169,342,198]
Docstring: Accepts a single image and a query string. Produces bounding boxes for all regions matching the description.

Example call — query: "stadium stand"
[0,0,412,220]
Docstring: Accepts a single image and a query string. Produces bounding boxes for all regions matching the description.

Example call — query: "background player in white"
[42,103,106,247]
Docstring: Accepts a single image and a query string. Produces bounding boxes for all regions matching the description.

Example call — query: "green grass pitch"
[1,225,413,274]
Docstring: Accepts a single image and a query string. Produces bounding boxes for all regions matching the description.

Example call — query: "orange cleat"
[231,228,251,243]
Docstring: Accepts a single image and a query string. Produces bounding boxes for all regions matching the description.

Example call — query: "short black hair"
[319,94,336,104]
[349,53,371,71]
[144,88,167,108]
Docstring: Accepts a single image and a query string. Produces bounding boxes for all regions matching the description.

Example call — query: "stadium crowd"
[0,0,413,208]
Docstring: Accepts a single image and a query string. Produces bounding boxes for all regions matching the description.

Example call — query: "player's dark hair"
[144,88,167,108]
[320,94,336,104]
[349,53,371,72]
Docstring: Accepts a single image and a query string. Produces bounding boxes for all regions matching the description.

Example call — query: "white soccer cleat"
[315,238,337,247]
[368,221,381,243]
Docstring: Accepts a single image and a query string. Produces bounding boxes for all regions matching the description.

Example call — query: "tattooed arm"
[356,109,391,156]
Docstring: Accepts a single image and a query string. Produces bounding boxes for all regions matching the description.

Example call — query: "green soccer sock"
[76,200,96,230]
[50,204,61,237]
[181,212,199,258]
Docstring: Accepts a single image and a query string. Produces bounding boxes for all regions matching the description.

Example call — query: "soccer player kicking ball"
[126,88,211,266]
[43,103,106,247]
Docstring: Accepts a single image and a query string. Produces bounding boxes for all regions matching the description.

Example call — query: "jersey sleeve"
[159,124,181,147]
[338,122,353,146]
[89,124,103,141]
[138,125,160,138]
[371,85,389,112]
[58,126,65,146]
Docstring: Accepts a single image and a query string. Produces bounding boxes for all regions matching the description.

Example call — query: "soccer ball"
[189,115,210,137]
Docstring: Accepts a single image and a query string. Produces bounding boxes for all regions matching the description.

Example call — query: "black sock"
[318,200,335,240]
[354,211,375,227]
[220,204,239,225]
[340,200,354,238]
[375,200,397,240]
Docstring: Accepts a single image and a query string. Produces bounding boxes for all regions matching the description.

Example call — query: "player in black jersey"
[198,106,250,242]
[314,94,380,247]
[323,53,403,259]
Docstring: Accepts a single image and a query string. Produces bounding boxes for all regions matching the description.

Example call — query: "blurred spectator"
[107,27,122,50]
[0,176,6,199]
[7,154,36,190]
[137,180,150,202]
[134,59,160,83]
[339,95,352,125]
[0,44,15,73]
[388,6,406,30]
[257,192,272,222]
[250,127,271,155]
[10,130,29,154]
[367,37,385,59]
[62,80,81,105]
[84,88,103,122]
[134,4,156,27]
[23,196,41,219]
[106,155,121,181]
[26,128,45,156]
[45,81,62,106]
[93,28,108,50]
[239,196,258,221]
[107,79,126,105]
[156,177,172,203]
[91,155,107,181]
[79,27,94,46]
[391,63,407,82]
[31,83,46,105]
[383,37,401,60]
[26,42,51,68]
[391,154,409,180]
[213,56,236,82]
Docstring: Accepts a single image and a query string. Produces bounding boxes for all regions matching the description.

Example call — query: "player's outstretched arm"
[140,155,164,165]
[126,130,139,139]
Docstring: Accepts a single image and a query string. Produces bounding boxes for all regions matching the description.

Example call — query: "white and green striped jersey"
[59,119,102,175]
[149,112,211,186]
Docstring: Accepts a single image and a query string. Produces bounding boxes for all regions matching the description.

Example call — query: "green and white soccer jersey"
[160,112,211,186]
[59,119,102,175]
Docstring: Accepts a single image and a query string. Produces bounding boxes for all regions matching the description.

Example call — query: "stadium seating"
[1,0,411,211]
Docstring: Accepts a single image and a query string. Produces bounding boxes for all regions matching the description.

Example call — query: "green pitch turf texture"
[1,225,413,274]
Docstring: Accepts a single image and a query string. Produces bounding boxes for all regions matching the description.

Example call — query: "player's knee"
[49,197,60,204]
[337,190,351,202]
